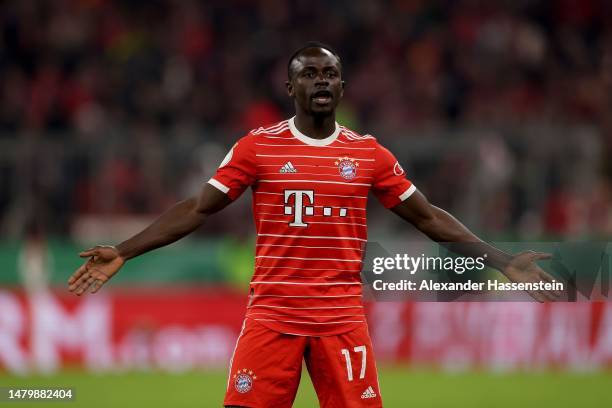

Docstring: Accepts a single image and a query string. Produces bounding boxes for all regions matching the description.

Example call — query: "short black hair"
[287,41,341,79]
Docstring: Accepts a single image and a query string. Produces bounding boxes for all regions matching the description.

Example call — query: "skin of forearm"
[413,206,513,272]
[412,205,476,242]
[115,197,207,260]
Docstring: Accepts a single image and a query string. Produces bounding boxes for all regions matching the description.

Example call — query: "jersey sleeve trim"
[207,178,229,194]
[399,184,416,201]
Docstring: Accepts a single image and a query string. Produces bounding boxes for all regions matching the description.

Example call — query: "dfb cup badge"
[234,369,256,393]
[393,161,404,176]
[335,157,359,180]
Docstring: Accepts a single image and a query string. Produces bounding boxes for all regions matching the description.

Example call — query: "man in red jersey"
[68,42,560,407]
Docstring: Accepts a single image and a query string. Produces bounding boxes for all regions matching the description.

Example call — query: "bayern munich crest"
[234,368,256,393]
[335,156,359,180]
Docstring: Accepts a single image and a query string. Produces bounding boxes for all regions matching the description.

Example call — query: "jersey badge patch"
[335,157,359,180]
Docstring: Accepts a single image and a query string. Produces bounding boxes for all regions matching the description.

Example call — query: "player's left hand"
[502,251,561,302]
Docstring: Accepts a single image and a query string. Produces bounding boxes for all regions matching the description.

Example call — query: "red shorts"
[224,318,382,408]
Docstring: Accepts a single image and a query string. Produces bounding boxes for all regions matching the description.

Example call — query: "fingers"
[68,265,93,294]
[530,284,560,303]
[68,262,88,284]
[79,247,99,258]
[77,276,95,296]
[527,273,560,302]
[90,279,104,294]
[530,287,556,302]
[70,248,97,288]
[539,271,563,298]
[520,266,560,302]
[527,289,546,303]
[538,270,554,283]
[68,259,108,295]
[71,269,107,296]
[538,289,558,302]
[529,253,558,302]
[533,252,553,261]
[70,246,117,296]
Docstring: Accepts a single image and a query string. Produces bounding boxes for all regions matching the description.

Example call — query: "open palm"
[68,246,125,295]
[502,251,561,302]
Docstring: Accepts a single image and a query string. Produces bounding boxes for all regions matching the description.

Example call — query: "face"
[286,48,344,116]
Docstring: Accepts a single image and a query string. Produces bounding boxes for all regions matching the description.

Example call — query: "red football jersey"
[208,118,415,336]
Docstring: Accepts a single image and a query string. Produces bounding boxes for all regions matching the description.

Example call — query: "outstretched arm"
[392,189,560,302]
[68,183,231,295]
[115,184,231,260]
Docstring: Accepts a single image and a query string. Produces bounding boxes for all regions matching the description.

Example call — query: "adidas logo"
[361,386,377,399]
[279,161,297,173]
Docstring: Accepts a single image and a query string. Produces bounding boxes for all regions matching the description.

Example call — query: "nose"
[315,72,328,85]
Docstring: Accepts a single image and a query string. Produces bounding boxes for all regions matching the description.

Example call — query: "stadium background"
[1,0,611,407]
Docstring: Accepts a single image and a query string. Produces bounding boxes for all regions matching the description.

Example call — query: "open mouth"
[312,90,333,104]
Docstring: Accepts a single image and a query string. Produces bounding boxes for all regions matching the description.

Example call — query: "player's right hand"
[68,245,125,296]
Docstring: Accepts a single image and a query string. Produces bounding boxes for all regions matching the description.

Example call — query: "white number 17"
[340,345,367,381]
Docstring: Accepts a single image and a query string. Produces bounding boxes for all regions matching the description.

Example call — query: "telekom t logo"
[284,190,314,227]
[284,190,347,227]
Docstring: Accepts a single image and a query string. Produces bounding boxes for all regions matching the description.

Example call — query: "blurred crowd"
[0,0,611,239]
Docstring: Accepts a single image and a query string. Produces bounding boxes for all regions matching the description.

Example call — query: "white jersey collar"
[288,116,340,146]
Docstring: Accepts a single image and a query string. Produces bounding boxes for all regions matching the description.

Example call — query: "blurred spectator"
[0,0,610,239]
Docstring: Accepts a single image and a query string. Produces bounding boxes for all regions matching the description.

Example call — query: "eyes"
[301,69,339,79]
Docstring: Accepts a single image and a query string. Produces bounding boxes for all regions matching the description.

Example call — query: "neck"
[293,109,336,140]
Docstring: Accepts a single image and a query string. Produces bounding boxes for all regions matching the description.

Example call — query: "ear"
[340,80,346,97]
[286,80,294,97]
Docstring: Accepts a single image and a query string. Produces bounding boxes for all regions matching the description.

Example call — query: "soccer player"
[68,42,560,407]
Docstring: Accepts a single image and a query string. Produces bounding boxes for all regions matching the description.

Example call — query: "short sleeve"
[208,134,257,200]
[371,142,416,208]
